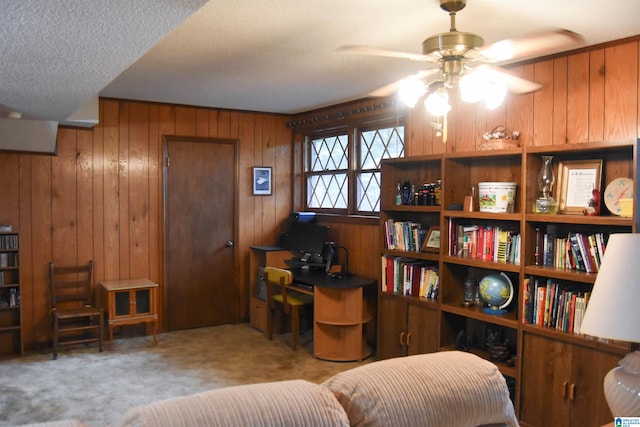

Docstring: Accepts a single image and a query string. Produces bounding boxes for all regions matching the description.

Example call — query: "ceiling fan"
[340,0,583,113]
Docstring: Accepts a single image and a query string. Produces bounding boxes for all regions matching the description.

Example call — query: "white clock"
[603,177,633,216]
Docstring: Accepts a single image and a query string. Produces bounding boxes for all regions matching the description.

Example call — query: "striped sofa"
[24,351,519,427]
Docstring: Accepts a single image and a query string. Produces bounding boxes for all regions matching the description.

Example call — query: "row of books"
[381,255,439,299]
[448,222,520,264]
[0,253,18,268]
[0,234,18,250]
[0,271,16,286]
[522,278,590,334]
[383,219,430,252]
[534,229,607,273]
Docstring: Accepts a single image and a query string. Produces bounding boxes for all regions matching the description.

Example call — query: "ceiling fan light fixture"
[424,87,451,117]
[399,78,427,108]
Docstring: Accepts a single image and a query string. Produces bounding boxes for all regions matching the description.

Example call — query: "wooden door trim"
[161,136,240,330]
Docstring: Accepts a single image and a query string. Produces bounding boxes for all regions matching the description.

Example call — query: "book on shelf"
[524,277,591,333]
[380,255,438,299]
[448,220,520,263]
[0,234,18,250]
[384,219,430,253]
[535,228,608,273]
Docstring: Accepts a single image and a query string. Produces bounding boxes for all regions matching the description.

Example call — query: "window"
[305,121,405,215]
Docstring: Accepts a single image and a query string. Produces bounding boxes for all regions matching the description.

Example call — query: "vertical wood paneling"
[103,100,121,281]
[77,128,94,263]
[175,106,196,136]
[262,116,277,244]
[552,57,568,145]
[118,103,131,279]
[505,64,535,148]
[52,129,78,266]
[533,60,554,146]
[129,103,150,279]
[18,155,33,346]
[29,154,52,344]
[0,154,20,225]
[454,95,477,151]
[93,101,106,281]
[589,48,605,141]
[604,42,638,141]
[567,52,590,143]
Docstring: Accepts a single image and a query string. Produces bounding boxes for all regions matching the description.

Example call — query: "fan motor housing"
[422,31,484,57]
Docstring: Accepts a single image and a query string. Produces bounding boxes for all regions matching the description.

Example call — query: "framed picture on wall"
[252,166,272,196]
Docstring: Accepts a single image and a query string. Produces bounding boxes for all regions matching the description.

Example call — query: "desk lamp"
[580,233,640,417]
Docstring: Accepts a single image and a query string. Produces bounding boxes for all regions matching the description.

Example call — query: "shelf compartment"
[441,303,518,328]
[440,312,518,378]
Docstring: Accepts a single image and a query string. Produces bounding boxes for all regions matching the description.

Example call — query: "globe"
[479,273,514,314]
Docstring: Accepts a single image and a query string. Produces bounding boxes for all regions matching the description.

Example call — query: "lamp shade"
[580,233,640,342]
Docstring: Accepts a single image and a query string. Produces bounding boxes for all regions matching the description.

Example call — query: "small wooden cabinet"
[99,278,159,350]
[377,292,438,359]
[520,332,622,426]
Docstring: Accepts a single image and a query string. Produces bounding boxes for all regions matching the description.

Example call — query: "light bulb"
[424,87,451,117]
[398,79,426,108]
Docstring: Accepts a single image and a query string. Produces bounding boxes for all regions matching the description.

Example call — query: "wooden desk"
[291,268,374,362]
[98,278,159,350]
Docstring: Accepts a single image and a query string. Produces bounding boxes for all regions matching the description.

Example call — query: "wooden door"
[520,333,572,426]
[377,294,408,359]
[568,344,617,426]
[164,137,237,330]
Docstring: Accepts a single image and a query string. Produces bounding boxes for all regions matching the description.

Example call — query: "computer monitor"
[282,222,329,264]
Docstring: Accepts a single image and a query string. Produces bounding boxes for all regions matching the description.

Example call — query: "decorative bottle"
[533,155,558,214]
[395,183,402,205]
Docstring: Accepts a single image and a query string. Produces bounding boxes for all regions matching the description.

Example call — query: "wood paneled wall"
[0,99,293,350]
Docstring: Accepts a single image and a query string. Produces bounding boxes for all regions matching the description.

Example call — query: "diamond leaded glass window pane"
[307,173,347,209]
[310,135,348,172]
[360,126,404,169]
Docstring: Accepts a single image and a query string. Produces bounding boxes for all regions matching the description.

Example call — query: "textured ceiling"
[0,0,208,122]
[2,0,640,124]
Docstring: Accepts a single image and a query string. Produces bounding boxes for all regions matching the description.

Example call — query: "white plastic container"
[478,182,517,213]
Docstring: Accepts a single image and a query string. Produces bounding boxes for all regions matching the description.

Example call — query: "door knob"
[225,240,234,248]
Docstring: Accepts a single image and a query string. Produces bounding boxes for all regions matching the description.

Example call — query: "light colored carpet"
[0,323,370,427]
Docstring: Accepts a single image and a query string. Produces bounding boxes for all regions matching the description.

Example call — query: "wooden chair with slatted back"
[264,266,313,351]
[49,260,104,359]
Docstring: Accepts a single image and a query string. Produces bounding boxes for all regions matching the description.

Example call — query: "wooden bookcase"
[0,232,22,357]
[378,140,638,425]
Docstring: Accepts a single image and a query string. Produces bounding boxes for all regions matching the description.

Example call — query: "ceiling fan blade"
[337,45,436,62]
[477,29,584,63]
[486,66,542,94]
[368,70,440,97]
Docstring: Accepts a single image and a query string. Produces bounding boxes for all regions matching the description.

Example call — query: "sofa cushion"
[117,379,350,427]
[322,351,519,427]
